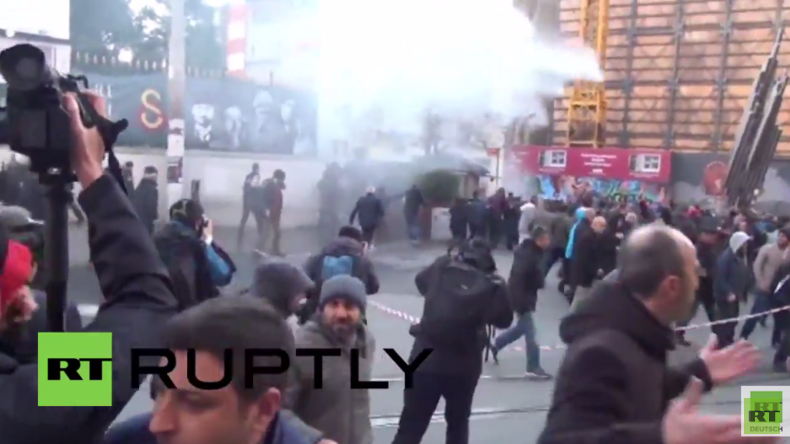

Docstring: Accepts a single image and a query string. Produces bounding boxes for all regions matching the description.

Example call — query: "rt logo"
[742,387,789,436]
[37,332,113,407]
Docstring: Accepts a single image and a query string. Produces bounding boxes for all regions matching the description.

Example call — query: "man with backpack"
[391,238,513,444]
[301,225,380,324]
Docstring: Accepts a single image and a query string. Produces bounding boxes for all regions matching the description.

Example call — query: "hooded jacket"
[250,254,314,319]
[713,231,751,302]
[537,280,713,444]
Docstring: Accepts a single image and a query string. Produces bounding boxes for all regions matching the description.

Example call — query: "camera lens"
[15,58,41,81]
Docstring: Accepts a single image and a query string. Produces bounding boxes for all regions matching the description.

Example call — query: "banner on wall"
[0,73,318,154]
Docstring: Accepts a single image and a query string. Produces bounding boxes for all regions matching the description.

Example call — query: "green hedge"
[417,169,460,205]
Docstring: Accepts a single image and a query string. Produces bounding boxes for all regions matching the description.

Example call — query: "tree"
[70,0,144,56]
[132,0,226,69]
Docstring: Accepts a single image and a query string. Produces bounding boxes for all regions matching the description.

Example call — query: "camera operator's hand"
[65,92,105,189]
[202,218,214,242]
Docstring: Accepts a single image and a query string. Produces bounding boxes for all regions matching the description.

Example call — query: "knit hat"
[319,275,367,313]
[0,225,33,316]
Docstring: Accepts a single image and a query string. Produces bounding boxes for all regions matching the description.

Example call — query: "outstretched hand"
[699,335,760,384]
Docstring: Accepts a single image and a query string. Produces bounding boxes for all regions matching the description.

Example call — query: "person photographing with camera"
[0,91,181,444]
[153,198,236,309]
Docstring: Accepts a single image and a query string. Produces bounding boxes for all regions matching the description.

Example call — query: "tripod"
[41,172,73,333]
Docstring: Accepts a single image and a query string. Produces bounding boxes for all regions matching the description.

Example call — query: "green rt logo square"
[37,332,113,407]
[743,387,784,436]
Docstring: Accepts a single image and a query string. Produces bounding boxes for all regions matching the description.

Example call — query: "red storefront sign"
[512,145,672,183]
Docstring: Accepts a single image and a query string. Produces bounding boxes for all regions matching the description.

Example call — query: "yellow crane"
[566,0,609,147]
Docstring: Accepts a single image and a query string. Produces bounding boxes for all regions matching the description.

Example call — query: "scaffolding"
[566,0,609,147]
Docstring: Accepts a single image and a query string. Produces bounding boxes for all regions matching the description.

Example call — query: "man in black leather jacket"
[0,92,180,444]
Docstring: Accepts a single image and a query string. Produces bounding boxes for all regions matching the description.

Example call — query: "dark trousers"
[714,300,740,348]
[543,246,566,277]
[741,290,782,344]
[469,224,484,240]
[772,311,790,364]
[237,205,265,248]
[678,278,716,331]
[391,371,479,444]
[362,226,376,245]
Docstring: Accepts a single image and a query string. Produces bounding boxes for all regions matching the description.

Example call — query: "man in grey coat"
[285,275,374,444]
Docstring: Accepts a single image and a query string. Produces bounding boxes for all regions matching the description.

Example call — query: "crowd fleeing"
[0,93,785,444]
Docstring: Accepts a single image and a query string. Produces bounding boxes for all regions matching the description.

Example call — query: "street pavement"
[59,232,790,443]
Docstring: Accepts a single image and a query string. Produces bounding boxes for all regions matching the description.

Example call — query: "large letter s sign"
[140,89,164,130]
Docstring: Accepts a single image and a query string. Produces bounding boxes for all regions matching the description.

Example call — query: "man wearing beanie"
[741,225,790,343]
[285,275,374,444]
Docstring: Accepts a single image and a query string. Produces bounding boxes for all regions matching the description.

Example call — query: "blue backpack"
[320,254,358,280]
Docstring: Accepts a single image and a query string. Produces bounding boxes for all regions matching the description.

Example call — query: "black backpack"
[420,259,495,348]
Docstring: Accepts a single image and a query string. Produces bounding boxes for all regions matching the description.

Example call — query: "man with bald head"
[538,225,763,444]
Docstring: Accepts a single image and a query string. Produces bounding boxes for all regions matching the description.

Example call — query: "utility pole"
[166,0,187,211]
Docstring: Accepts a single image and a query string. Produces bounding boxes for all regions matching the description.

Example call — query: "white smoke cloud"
[312,0,602,143]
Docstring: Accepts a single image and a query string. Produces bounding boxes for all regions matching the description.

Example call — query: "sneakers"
[526,368,552,380]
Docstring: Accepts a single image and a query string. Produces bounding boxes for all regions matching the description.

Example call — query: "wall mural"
[529,176,666,202]
[0,72,318,154]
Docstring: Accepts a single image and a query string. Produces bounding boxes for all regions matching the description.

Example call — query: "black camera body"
[0,43,128,177]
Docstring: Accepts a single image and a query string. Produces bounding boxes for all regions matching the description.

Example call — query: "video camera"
[0,43,130,332]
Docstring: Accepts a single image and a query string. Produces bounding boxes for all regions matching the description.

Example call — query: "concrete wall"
[0,146,328,229]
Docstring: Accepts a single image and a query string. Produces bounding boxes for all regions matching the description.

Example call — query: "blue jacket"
[102,411,322,444]
[713,248,750,302]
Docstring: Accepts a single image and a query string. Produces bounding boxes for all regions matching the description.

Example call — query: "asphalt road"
[62,235,790,443]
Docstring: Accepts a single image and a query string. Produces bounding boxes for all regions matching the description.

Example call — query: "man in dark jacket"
[569,208,596,309]
[676,218,719,346]
[154,199,236,310]
[404,184,424,244]
[238,162,265,250]
[391,238,512,444]
[713,231,751,347]
[538,225,763,444]
[349,186,385,246]
[132,166,159,234]
[768,260,790,372]
[546,210,571,279]
[466,191,487,239]
[489,225,551,379]
[1,90,181,443]
[301,226,379,323]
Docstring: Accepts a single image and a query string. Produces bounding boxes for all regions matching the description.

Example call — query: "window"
[540,149,566,167]
[631,154,661,173]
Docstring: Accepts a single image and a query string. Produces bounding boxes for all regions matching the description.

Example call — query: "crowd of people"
[0,90,787,444]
